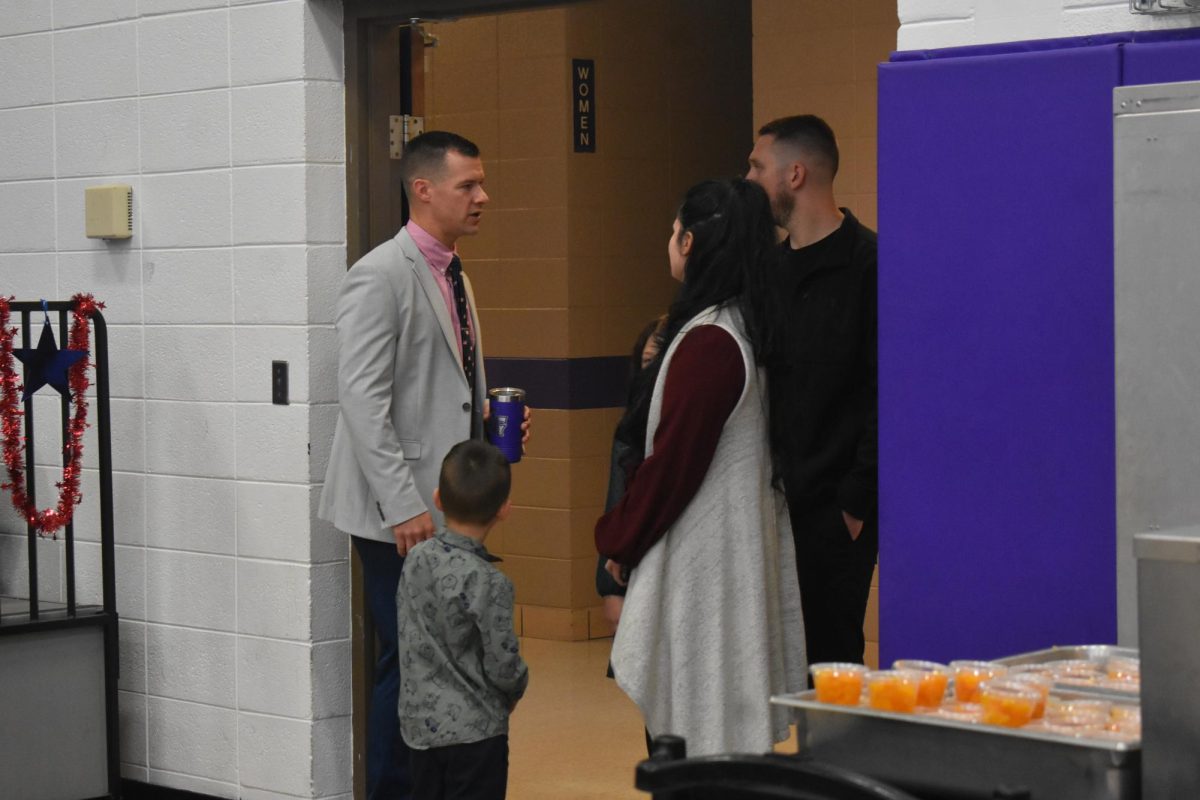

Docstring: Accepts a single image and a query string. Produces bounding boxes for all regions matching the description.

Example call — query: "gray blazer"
[318,227,486,542]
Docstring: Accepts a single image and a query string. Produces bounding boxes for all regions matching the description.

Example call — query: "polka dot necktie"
[446,255,476,400]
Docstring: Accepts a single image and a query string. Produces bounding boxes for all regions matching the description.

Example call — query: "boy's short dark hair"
[438,440,511,525]
[398,131,480,196]
[758,114,839,178]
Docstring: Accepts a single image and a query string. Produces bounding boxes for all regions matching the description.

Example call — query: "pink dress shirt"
[406,220,474,360]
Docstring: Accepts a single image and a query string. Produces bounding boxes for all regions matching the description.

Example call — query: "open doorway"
[340,1,896,796]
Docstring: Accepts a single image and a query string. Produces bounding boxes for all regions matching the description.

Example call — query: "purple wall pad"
[877,45,1121,665]
[1124,37,1200,86]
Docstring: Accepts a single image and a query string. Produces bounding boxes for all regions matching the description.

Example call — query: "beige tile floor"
[508,637,798,799]
[508,637,646,799]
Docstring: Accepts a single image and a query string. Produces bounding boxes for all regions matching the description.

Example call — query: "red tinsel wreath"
[0,293,104,537]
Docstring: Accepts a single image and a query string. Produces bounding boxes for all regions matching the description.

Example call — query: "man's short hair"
[438,440,511,525]
[398,131,480,195]
[758,115,839,178]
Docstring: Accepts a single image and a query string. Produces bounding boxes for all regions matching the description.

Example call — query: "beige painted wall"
[421,0,895,652]
[752,1,895,231]
[423,0,752,639]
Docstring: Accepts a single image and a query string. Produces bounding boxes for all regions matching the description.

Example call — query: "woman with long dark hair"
[595,178,806,755]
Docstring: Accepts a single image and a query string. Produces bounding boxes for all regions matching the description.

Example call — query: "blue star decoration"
[13,321,87,401]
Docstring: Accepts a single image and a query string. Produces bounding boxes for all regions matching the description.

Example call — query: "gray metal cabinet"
[1114,80,1200,646]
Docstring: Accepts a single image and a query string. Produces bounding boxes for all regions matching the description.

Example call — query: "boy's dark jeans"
[410,735,509,800]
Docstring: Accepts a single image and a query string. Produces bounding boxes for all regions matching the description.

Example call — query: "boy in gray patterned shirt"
[397,440,528,800]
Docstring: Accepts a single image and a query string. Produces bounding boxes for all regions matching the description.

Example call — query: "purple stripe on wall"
[877,45,1121,664]
[484,356,628,410]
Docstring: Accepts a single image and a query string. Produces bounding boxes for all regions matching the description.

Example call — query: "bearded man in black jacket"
[747,114,879,666]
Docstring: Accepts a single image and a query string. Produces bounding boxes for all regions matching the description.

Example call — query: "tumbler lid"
[488,387,525,402]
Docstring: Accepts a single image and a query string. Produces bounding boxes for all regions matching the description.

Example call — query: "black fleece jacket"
[772,208,878,521]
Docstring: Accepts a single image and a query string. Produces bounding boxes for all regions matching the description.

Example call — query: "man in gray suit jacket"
[319,131,524,799]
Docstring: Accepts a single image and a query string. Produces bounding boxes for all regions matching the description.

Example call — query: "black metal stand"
[636,735,922,800]
[0,300,120,800]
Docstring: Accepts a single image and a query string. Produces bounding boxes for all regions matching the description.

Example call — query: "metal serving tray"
[997,644,1140,699]
[773,690,1140,800]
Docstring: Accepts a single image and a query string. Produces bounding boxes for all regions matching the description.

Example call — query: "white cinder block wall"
[0,2,351,798]
[898,0,1200,50]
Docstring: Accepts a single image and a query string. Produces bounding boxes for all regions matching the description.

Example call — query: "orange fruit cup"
[1038,713,1108,739]
[979,680,1040,728]
[1010,673,1052,719]
[1045,697,1111,725]
[1109,704,1141,727]
[928,701,984,723]
[1107,656,1141,684]
[866,669,921,713]
[1108,705,1142,738]
[893,659,950,708]
[1049,659,1103,685]
[810,663,868,706]
[1007,663,1054,683]
[950,660,1007,703]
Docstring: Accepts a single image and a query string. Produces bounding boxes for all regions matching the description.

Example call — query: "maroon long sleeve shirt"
[594,324,746,568]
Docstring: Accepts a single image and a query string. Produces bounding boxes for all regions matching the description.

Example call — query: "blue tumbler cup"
[487,387,525,463]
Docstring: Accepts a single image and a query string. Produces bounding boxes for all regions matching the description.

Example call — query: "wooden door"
[345,18,425,265]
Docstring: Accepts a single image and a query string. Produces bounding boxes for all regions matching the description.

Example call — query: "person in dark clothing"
[747,114,878,666]
[595,316,665,631]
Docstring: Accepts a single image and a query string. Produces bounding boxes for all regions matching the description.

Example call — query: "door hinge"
[389,115,425,159]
